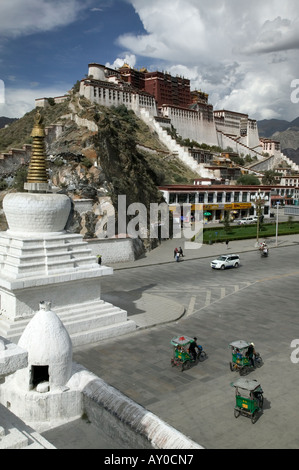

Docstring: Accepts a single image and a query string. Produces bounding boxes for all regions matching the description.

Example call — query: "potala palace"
[35,62,298,181]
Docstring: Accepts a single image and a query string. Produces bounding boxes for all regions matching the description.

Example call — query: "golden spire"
[24,111,50,192]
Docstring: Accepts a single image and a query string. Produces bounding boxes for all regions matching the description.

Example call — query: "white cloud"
[106,54,137,70]
[0,85,71,118]
[0,0,89,38]
[121,0,299,120]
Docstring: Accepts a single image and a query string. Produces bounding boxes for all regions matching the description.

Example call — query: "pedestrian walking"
[174,247,178,259]
[226,239,229,249]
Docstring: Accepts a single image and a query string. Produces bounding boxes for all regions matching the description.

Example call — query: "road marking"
[205,290,211,306]
[193,282,253,315]
[186,295,196,316]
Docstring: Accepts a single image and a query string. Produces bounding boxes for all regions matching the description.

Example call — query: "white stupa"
[0,301,82,431]
[0,111,136,345]
[18,301,73,390]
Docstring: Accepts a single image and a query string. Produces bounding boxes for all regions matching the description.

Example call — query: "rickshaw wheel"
[251,411,258,424]
[183,361,191,370]
[199,351,206,362]
[229,362,234,371]
[255,356,263,368]
[259,396,264,409]
[234,409,240,418]
[240,366,249,376]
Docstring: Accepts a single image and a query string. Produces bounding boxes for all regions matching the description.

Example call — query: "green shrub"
[0,179,8,190]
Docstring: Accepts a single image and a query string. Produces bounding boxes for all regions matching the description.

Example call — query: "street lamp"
[252,189,265,246]
[276,202,280,247]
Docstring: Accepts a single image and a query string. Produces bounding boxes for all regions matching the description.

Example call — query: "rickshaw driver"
[189,337,202,361]
[247,343,256,367]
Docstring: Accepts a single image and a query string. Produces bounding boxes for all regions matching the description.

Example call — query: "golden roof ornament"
[24,110,51,192]
[31,110,45,138]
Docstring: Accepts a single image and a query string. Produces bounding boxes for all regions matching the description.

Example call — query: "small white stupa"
[0,301,82,431]
[0,111,136,345]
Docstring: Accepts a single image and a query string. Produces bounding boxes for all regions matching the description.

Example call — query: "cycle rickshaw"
[229,340,263,375]
[231,377,264,424]
[170,335,206,371]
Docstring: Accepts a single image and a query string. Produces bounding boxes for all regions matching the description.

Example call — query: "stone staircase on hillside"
[138,108,215,178]
[280,152,299,172]
[217,130,299,173]
[216,130,265,160]
[247,151,299,173]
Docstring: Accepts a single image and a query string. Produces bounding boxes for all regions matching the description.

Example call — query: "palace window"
[169,193,177,204]
[178,194,188,204]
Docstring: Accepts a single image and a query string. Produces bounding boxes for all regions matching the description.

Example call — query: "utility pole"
[255,189,265,246]
[276,202,280,247]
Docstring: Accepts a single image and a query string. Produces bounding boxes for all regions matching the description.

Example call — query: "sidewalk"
[107,233,299,329]
[111,232,299,270]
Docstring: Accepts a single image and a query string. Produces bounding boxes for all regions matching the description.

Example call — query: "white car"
[210,254,240,270]
[237,216,257,225]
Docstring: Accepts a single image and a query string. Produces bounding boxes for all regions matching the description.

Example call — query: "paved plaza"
[43,233,299,449]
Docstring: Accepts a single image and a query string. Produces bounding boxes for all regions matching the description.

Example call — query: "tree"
[262,170,280,185]
[237,174,260,185]
[13,166,28,191]
[47,97,55,106]
[223,210,231,235]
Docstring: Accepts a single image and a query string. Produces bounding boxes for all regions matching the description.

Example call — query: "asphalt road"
[73,243,299,449]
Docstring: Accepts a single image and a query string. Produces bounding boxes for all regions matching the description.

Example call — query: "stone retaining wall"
[87,237,145,264]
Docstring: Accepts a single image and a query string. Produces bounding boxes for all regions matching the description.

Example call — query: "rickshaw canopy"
[170,335,194,347]
[229,340,250,350]
[231,378,262,392]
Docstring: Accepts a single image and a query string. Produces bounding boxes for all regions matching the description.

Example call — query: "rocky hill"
[257,117,299,138]
[0,91,199,241]
[0,116,18,129]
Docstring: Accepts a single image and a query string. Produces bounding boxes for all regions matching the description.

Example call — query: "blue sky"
[0,0,299,121]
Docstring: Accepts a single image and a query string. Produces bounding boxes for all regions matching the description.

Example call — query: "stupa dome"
[18,301,72,389]
[3,192,71,235]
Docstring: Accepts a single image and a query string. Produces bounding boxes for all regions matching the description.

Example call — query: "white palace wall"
[160,106,218,147]
[246,120,261,150]
[79,81,157,117]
